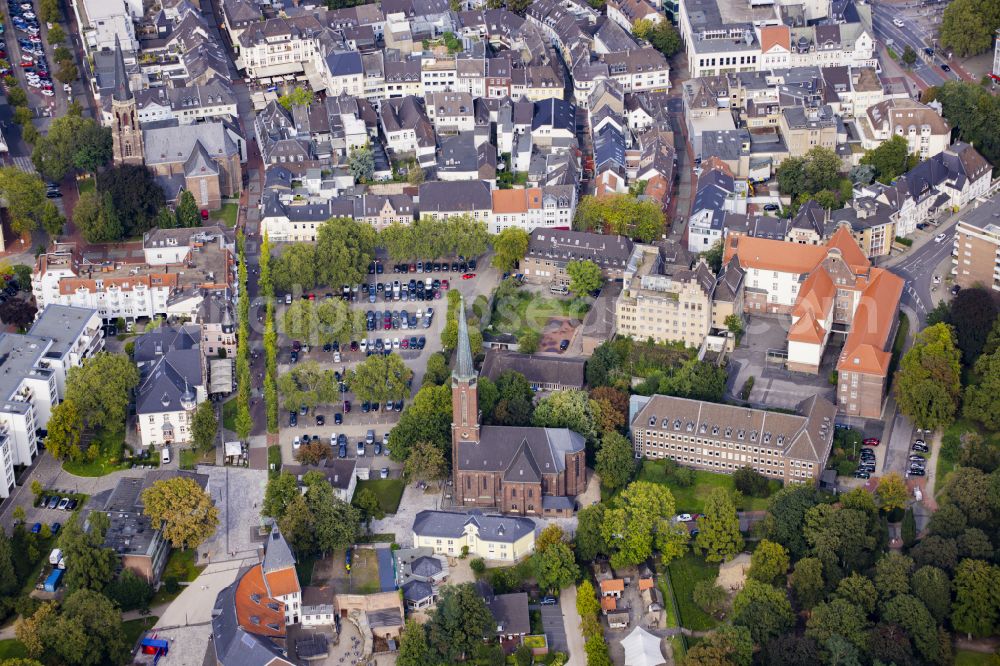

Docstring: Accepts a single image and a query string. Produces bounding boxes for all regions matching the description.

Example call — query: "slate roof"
[456,426,585,477]
[133,325,204,416]
[412,510,536,544]
[402,579,434,603]
[212,578,293,666]
[325,50,363,77]
[480,350,585,389]
[532,97,575,132]
[487,592,530,636]
[418,180,492,213]
[144,120,239,166]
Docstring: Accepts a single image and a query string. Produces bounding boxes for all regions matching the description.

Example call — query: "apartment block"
[489,186,577,234]
[630,393,837,482]
[615,245,716,347]
[521,228,634,285]
[953,194,1000,291]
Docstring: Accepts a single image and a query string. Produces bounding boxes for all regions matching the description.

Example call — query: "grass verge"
[121,616,158,649]
[353,479,405,514]
[163,548,204,582]
[222,399,237,432]
[211,202,239,228]
[0,639,27,660]
[666,553,720,631]
[955,651,1000,666]
[637,461,775,512]
[62,429,130,477]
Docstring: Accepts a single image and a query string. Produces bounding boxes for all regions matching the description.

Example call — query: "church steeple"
[110,36,144,166]
[112,35,132,102]
[453,295,476,384]
[451,295,480,456]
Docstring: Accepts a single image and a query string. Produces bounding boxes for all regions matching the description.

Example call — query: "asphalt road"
[888,221,956,327]
[870,1,959,89]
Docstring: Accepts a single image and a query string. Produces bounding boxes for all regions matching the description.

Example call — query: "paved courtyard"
[369,482,444,546]
[197,466,268,562]
[727,314,837,409]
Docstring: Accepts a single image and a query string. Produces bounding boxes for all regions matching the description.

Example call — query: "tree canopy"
[95,165,166,237]
[574,194,665,242]
[141,476,219,549]
[601,480,687,568]
[31,116,111,181]
[939,0,1000,57]
[492,227,529,273]
[566,259,602,294]
[859,135,918,184]
[934,81,1000,166]
[894,323,962,429]
[65,352,139,432]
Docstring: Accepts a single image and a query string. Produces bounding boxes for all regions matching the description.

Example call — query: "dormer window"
[649,416,656,426]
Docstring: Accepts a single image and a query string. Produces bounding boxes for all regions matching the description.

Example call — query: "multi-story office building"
[629,393,837,482]
[521,229,634,285]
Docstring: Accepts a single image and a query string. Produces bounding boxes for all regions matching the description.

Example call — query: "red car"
[863,438,880,447]
[441,279,449,289]
[461,273,475,280]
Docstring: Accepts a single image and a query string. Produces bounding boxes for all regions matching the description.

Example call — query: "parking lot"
[273,256,499,468]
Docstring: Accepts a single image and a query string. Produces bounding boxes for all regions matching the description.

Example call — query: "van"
[550,284,569,295]
[161,447,171,465]
[49,548,62,566]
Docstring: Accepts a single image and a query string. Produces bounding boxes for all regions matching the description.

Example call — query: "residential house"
[489,186,577,234]
[133,325,207,449]
[412,510,537,561]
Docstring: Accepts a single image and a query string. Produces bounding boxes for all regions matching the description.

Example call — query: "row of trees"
[260,233,280,433]
[270,214,490,295]
[574,193,665,242]
[281,298,366,347]
[278,355,413,413]
[379,216,490,261]
[233,232,253,440]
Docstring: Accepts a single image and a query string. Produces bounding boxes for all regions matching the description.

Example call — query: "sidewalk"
[560,584,585,666]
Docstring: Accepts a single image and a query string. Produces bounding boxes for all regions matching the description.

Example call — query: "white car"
[333,351,341,363]
[892,18,904,27]
[675,513,693,523]
[933,275,941,284]
[392,337,400,349]
[40,88,53,96]
[359,339,368,352]
[934,233,947,243]
[293,436,301,450]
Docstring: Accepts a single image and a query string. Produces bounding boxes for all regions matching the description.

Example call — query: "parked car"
[30,522,41,533]
[541,596,557,606]
[863,438,880,446]
[57,497,69,510]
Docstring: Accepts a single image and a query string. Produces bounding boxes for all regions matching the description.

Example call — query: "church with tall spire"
[451,296,586,518]
[110,35,144,166]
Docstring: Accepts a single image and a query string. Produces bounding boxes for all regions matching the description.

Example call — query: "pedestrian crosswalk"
[10,156,35,173]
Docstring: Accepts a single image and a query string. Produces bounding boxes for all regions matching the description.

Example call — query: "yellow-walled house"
[412,510,536,562]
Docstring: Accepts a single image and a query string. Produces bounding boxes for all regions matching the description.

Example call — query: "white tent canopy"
[621,626,665,666]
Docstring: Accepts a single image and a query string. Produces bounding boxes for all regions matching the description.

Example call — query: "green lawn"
[163,549,204,582]
[353,479,405,514]
[490,288,590,338]
[121,616,158,649]
[666,554,720,631]
[955,651,1000,666]
[657,578,679,628]
[62,429,129,477]
[77,177,95,195]
[0,639,27,659]
[296,555,316,586]
[637,460,776,513]
[937,418,981,496]
[210,202,239,228]
[222,399,237,432]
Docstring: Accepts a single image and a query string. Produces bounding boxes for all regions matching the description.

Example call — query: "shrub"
[470,558,486,574]
[739,376,755,400]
